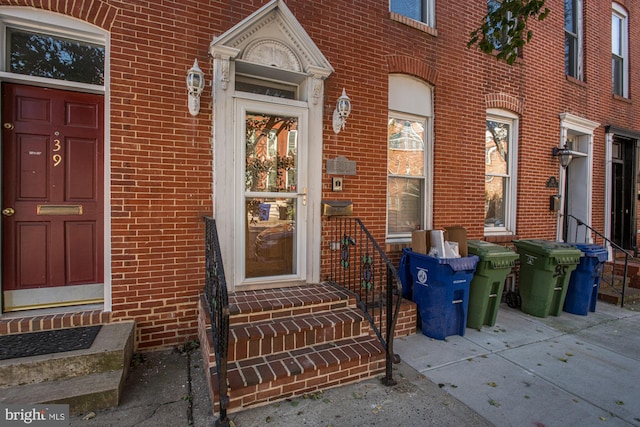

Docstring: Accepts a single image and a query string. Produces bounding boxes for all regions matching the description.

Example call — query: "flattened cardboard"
[411,230,428,254]
[444,226,468,257]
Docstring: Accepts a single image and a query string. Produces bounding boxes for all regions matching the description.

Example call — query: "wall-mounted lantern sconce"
[552,144,573,168]
[187,59,205,116]
[332,88,351,134]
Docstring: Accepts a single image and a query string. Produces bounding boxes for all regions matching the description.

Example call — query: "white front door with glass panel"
[238,100,307,286]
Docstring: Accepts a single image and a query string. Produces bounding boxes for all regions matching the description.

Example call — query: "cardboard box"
[411,230,429,254]
[444,226,468,257]
[412,226,468,257]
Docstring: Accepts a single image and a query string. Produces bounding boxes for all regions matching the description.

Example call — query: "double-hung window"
[485,110,518,234]
[612,3,628,97]
[390,0,435,27]
[565,0,583,79]
[387,75,433,241]
[387,115,426,236]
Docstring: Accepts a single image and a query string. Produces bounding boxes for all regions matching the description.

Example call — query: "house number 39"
[53,139,62,167]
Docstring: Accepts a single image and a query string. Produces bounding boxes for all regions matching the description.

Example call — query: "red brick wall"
[3,0,639,349]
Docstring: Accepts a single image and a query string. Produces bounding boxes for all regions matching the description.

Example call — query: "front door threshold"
[3,284,104,312]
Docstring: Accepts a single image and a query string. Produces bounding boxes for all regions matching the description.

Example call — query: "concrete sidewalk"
[69,301,640,427]
[395,302,640,427]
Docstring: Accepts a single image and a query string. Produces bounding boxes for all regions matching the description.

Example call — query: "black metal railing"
[203,217,230,427]
[565,214,633,307]
[325,217,402,386]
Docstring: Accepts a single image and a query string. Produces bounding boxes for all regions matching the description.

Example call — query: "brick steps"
[605,257,640,289]
[216,335,384,411]
[227,306,368,363]
[198,283,394,414]
[597,258,640,305]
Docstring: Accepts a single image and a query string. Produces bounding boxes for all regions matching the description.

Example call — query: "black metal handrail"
[203,217,230,427]
[325,217,402,386]
[565,214,633,307]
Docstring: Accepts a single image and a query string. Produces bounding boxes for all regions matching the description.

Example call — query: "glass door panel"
[244,112,300,280]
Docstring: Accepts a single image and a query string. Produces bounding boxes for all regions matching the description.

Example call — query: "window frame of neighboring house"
[485,109,518,236]
[389,0,435,28]
[387,74,433,242]
[612,3,628,97]
[565,0,583,80]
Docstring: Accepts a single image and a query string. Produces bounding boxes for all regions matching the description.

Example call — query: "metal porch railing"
[564,214,633,308]
[203,217,230,427]
[325,217,402,386]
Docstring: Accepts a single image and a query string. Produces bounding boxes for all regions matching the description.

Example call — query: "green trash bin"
[513,239,583,318]
[467,240,519,330]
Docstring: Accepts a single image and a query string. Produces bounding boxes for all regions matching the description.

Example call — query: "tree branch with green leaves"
[468,0,550,65]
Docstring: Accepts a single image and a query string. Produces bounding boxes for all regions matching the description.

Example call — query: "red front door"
[2,83,104,310]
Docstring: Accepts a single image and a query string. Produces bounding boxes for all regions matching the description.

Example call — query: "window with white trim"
[565,0,583,79]
[390,0,435,27]
[0,11,105,92]
[387,115,426,236]
[387,75,433,240]
[485,110,518,234]
[612,3,628,97]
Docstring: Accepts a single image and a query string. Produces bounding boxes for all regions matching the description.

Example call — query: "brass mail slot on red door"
[37,205,83,215]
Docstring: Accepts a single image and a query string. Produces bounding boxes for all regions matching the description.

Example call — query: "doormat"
[0,325,102,361]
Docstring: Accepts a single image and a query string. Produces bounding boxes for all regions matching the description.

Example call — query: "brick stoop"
[598,257,640,305]
[625,258,640,288]
[198,282,416,414]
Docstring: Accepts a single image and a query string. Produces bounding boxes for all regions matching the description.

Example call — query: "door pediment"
[210,0,333,78]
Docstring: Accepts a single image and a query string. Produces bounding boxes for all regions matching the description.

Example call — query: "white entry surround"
[209,0,333,292]
[556,113,600,242]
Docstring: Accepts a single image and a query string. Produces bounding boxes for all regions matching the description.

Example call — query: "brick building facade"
[0,0,638,355]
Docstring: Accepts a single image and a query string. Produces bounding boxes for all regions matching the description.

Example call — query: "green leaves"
[468,0,550,65]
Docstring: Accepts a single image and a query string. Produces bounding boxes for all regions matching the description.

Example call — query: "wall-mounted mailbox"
[549,195,560,212]
[322,200,353,217]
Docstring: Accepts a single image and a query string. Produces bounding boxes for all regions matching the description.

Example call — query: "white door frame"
[556,113,599,242]
[209,1,332,292]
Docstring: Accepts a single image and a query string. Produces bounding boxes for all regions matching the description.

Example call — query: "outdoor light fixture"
[187,59,205,116]
[552,144,573,168]
[332,88,351,134]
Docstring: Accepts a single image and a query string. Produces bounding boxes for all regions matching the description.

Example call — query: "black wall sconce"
[552,145,573,168]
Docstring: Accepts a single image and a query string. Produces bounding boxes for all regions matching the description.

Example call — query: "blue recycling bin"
[564,243,608,315]
[399,248,479,340]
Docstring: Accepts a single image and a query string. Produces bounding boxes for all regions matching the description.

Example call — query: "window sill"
[612,93,631,103]
[565,75,586,87]
[385,240,411,253]
[389,12,437,36]
[483,234,518,244]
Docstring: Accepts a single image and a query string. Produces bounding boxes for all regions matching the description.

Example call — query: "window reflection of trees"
[9,29,104,85]
[485,120,509,227]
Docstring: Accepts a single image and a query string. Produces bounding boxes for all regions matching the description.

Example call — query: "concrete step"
[0,321,134,387]
[0,321,134,414]
[0,370,123,415]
